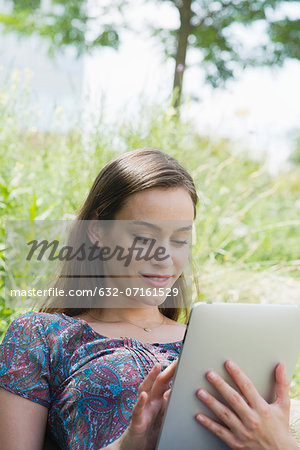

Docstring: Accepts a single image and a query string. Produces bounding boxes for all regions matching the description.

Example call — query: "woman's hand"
[195,360,299,449]
[118,361,177,450]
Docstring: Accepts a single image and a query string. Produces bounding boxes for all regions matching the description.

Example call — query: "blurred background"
[1,0,300,172]
[0,0,300,436]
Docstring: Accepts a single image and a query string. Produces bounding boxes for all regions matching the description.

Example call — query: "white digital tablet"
[156,302,300,450]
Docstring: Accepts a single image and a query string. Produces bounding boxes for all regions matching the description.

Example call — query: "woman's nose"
[149,240,173,268]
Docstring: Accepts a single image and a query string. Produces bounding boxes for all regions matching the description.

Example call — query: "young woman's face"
[100,187,195,307]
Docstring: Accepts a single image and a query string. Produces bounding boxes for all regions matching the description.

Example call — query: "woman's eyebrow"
[130,220,192,232]
[175,225,193,232]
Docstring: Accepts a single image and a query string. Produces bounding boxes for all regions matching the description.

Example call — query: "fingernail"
[226,360,236,369]
[207,371,217,380]
[196,414,206,422]
[197,389,208,399]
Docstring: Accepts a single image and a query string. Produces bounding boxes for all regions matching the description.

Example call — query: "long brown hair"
[38,148,198,323]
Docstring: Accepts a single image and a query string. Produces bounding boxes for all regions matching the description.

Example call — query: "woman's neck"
[87,307,165,325]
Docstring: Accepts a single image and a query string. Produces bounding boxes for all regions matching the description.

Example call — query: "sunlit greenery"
[0,71,300,429]
[1,0,300,107]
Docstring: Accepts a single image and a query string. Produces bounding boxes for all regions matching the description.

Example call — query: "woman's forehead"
[114,187,195,221]
[127,220,193,233]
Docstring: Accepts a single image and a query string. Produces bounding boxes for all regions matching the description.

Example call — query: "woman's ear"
[87,216,104,247]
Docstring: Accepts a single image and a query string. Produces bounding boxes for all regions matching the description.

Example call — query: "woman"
[0,148,298,449]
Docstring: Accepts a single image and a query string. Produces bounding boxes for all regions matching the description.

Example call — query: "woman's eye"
[132,235,188,246]
[133,235,152,243]
[172,240,188,246]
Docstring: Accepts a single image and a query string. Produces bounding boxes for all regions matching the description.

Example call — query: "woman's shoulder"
[0,311,95,372]
[1,311,80,345]
[2,311,48,337]
[4,310,68,328]
[0,311,63,408]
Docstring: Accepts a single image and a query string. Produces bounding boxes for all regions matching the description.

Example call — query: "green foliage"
[289,135,300,165]
[1,0,299,87]
[0,0,123,55]
[269,19,300,60]
[0,73,300,405]
[152,0,300,87]
[12,0,41,11]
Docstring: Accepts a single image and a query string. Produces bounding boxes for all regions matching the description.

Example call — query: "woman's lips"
[139,273,173,287]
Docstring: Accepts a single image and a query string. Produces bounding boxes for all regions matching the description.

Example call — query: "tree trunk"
[172,0,193,109]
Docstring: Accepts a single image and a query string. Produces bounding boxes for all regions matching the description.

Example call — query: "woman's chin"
[138,296,168,308]
[119,294,166,308]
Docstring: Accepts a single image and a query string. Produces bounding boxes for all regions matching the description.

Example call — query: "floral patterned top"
[0,311,182,449]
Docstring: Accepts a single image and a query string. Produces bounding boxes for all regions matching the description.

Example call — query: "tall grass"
[0,73,300,410]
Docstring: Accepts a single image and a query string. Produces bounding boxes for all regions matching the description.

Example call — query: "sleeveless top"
[0,311,182,449]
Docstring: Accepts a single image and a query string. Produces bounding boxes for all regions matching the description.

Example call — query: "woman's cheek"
[173,246,190,270]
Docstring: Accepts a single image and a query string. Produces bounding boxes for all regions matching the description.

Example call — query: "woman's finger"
[138,363,161,395]
[152,395,169,430]
[160,389,171,416]
[163,388,171,402]
[205,367,259,428]
[196,388,246,437]
[151,360,178,399]
[223,360,267,412]
[131,391,148,426]
[195,413,243,450]
[274,363,291,412]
